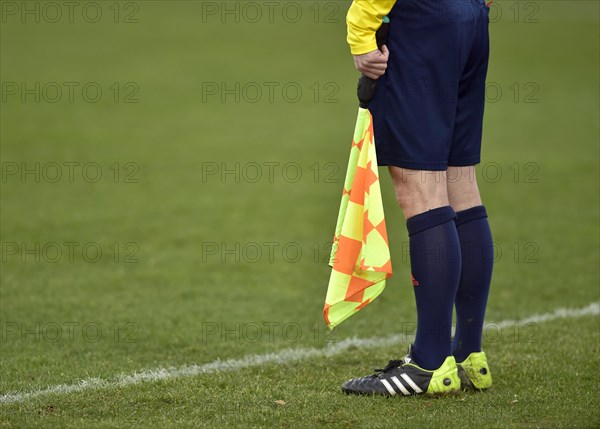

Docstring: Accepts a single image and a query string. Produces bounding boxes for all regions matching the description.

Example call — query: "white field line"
[1,302,598,405]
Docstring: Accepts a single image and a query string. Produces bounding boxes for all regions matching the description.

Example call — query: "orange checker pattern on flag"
[349,166,366,206]
[345,276,372,302]
[324,108,393,329]
[332,235,362,276]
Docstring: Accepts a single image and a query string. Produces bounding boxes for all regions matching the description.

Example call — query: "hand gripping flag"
[324,18,392,329]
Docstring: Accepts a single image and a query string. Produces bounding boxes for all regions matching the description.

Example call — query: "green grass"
[1,1,599,428]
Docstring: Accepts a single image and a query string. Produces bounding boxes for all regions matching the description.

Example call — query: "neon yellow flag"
[324,107,392,329]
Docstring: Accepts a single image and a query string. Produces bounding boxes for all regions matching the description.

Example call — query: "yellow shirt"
[346,0,396,55]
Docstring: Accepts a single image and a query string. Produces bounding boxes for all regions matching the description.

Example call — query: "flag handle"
[357,17,390,109]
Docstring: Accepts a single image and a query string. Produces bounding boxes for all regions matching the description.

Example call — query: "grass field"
[1,1,599,428]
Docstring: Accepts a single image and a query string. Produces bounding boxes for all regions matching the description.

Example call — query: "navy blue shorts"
[370,0,490,171]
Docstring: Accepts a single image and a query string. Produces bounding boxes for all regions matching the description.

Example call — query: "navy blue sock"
[407,206,461,370]
[452,205,494,362]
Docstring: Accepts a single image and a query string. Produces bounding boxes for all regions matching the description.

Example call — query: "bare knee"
[389,167,449,219]
[447,166,482,212]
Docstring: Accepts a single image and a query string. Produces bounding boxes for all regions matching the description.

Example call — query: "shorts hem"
[447,157,481,167]
[377,158,448,171]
